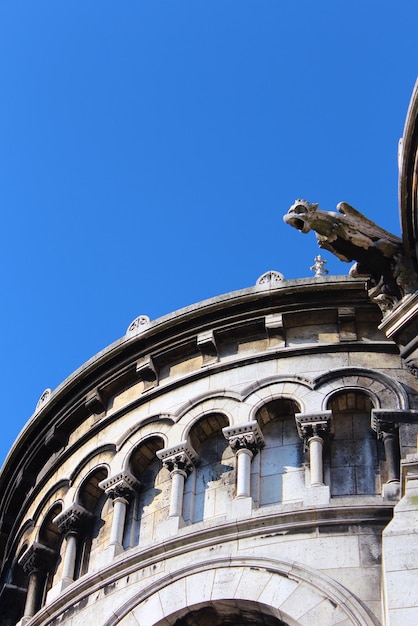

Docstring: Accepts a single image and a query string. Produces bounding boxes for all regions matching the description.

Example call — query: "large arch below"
[107,557,381,626]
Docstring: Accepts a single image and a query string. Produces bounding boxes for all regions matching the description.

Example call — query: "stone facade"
[0,273,418,626]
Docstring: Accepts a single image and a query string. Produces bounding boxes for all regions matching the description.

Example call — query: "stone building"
[0,82,417,626]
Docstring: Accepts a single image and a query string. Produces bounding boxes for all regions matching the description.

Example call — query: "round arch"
[104,556,380,626]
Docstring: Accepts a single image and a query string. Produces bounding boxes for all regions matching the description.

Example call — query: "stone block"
[303,484,330,506]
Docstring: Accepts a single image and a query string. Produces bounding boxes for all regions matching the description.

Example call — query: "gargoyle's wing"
[337,202,402,244]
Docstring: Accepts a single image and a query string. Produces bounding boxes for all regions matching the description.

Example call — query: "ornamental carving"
[53,504,93,535]
[223,421,265,455]
[19,542,56,575]
[295,412,332,450]
[35,388,52,412]
[283,199,418,315]
[126,315,151,336]
[157,442,197,476]
[256,270,285,288]
[99,471,141,501]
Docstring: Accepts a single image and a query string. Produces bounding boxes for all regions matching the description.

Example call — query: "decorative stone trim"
[98,471,141,501]
[338,306,357,341]
[197,330,218,364]
[156,442,197,475]
[136,355,158,390]
[53,504,93,535]
[126,315,151,337]
[85,388,106,415]
[256,270,285,288]
[371,409,417,434]
[35,389,52,412]
[19,542,56,575]
[295,411,332,449]
[222,421,265,454]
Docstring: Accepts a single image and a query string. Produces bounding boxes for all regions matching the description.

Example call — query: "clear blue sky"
[0,1,417,466]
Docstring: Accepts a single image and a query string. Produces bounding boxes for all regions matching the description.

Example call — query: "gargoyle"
[283,199,417,313]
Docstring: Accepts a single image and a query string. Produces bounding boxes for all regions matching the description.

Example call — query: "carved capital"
[157,442,197,476]
[19,542,56,575]
[371,409,414,438]
[295,412,332,449]
[53,504,93,536]
[98,471,141,501]
[223,421,265,455]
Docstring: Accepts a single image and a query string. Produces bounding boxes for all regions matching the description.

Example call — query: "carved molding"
[19,542,56,575]
[98,471,141,501]
[223,421,265,454]
[157,442,197,476]
[53,504,93,535]
[295,411,332,448]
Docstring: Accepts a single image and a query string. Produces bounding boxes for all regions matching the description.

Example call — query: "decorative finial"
[256,270,285,289]
[310,255,329,277]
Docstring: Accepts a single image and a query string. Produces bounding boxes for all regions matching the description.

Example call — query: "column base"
[226,496,253,519]
[304,484,330,506]
[156,515,185,540]
[46,577,73,604]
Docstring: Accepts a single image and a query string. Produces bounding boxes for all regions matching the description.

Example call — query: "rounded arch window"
[327,390,380,496]
[127,436,168,546]
[186,413,234,524]
[254,399,303,507]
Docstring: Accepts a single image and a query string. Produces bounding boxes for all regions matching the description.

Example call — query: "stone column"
[98,471,141,551]
[372,409,402,499]
[295,412,331,495]
[223,421,265,499]
[52,504,92,590]
[157,443,196,518]
[19,542,56,622]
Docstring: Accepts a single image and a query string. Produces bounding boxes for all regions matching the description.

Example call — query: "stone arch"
[105,556,380,626]
[116,414,173,453]
[175,392,243,432]
[326,390,381,497]
[68,445,114,488]
[244,378,313,419]
[125,435,168,547]
[184,413,235,524]
[314,367,408,411]
[74,465,109,577]
[252,398,304,507]
[32,482,68,527]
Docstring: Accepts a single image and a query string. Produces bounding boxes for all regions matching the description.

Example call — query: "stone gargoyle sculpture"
[283,199,417,314]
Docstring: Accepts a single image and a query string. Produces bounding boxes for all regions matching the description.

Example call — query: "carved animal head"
[283,199,319,233]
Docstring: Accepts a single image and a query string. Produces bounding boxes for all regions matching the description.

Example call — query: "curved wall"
[1,276,418,626]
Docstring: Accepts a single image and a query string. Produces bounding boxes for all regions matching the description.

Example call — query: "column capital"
[223,420,265,455]
[53,503,93,536]
[371,409,414,436]
[157,442,197,476]
[19,542,56,575]
[98,471,141,501]
[295,411,332,448]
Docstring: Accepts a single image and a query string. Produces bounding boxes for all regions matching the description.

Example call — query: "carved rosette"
[98,471,141,502]
[157,442,197,476]
[295,412,332,451]
[19,542,56,575]
[223,421,265,455]
[53,504,93,536]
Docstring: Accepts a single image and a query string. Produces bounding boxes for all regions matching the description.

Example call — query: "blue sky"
[0,1,417,466]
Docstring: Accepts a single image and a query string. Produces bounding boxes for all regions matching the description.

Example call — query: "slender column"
[19,542,55,619]
[223,421,265,499]
[371,411,402,486]
[99,471,141,548]
[53,504,92,587]
[157,443,196,518]
[295,412,331,487]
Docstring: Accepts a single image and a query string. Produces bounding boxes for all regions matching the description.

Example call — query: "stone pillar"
[49,504,92,597]
[99,471,141,552]
[371,409,402,500]
[296,412,331,486]
[223,421,265,500]
[296,412,331,504]
[157,443,196,520]
[18,542,56,623]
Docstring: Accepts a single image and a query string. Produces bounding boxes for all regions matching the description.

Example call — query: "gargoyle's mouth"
[283,213,310,233]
